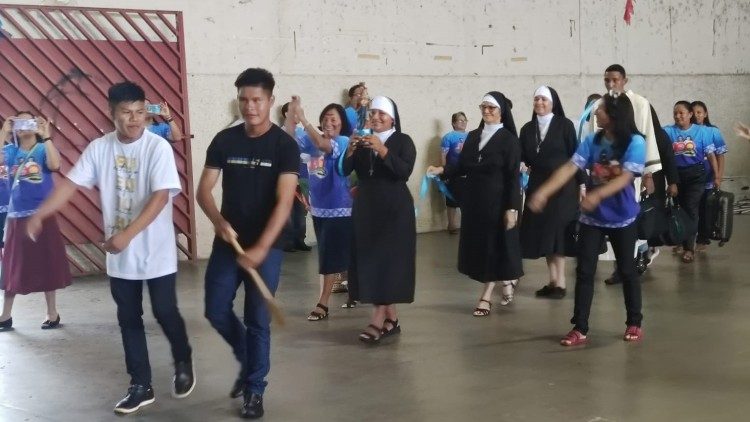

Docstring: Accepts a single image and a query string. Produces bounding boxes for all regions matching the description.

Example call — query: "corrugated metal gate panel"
[0,5,196,275]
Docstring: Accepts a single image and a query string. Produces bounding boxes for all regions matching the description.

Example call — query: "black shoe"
[535,284,556,297]
[41,314,60,330]
[295,242,312,252]
[230,378,245,399]
[241,393,264,419]
[113,384,155,414]
[549,287,567,299]
[172,360,195,399]
[0,317,12,332]
[604,274,622,285]
[283,245,297,253]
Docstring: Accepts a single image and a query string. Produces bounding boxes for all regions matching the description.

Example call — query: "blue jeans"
[110,273,192,386]
[204,240,283,395]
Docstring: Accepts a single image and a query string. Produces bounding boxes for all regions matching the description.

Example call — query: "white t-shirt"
[67,130,181,280]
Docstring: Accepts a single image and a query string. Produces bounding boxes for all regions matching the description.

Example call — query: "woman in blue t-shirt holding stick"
[663,101,718,263]
[0,112,71,332]
[528,93,646,346]
[286,97,355,321]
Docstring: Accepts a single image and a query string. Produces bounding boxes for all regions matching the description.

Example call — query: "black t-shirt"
[206,123,300,248]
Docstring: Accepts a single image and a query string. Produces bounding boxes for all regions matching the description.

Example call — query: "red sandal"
[623,325,642,342]
[560,329,588,346]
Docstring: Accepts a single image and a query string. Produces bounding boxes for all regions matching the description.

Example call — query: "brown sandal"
[681,251,695,263]
[472,299,492,317]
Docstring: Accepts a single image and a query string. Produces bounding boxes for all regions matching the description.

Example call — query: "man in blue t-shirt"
[440,112,468,233]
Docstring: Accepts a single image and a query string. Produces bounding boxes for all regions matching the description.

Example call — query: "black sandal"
[41,314,61,330]
[381,318,401,338]
[307,303,329,321]
[358,324,382,343]
[473,299,492,317]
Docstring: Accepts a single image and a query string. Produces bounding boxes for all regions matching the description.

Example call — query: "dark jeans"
[110,273,192,386]
[204,241,283,395]
[573,223,642,335]
[677,165,706,252]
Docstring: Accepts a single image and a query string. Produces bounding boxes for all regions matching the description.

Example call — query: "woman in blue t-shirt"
[528,93,646,346]
[0,112,71,332]
[440,112,468,233]
[691,100,728,250]
[663,101,719,263]
[286,98,354,321]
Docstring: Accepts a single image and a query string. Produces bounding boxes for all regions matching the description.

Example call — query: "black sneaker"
[113,384,155,414]
[535,284,556,297]
[295,242,312,252]
[635,251,648,275]
[230,378,245,399]
[172,360,195,399]
[241,393,264,419]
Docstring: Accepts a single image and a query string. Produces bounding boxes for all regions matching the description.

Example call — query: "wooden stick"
[229,238,286,326]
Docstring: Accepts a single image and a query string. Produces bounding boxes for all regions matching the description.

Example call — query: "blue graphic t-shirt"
[4,143,54,218]
[700,125,727,189]
[0,145,10,213]
[572,133,646,228]
[147,122,171,140]
[662,124,715,169]
[441,130,467,167]
[295,133,352,218]
[344,106,367,132]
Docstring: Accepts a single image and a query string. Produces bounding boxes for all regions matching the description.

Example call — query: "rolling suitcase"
[703,189,734,246]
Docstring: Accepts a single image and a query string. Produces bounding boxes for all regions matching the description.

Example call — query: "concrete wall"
[4,0,750,257]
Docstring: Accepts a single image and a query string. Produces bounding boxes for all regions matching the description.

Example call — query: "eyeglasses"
[478,104,498,111]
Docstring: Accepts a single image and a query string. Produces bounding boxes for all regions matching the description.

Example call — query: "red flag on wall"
[624,0,635,25]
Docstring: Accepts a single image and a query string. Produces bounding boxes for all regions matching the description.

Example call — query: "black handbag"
[636,194,659,240]
[660,197,691,246]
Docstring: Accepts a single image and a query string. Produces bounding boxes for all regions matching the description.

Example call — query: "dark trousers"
[110,273,192,386]
[677,165,706,252]
[696,188,711,244]
[204,241,283,395]
[573,223,642,335]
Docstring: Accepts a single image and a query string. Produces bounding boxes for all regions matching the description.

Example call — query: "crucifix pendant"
[478,154,482,163]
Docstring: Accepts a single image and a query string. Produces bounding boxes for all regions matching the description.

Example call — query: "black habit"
[519,115,581,259]
[343,131,417,304]
[445,127,524,282]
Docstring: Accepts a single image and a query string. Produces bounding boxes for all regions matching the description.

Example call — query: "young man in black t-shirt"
[197,68,299,419]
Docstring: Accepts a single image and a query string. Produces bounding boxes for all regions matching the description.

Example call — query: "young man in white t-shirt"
[28,81,195,415]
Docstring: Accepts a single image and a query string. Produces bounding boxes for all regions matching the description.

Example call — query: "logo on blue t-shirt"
[672,136,697,157]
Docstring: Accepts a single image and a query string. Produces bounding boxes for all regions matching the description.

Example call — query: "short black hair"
[451,112,467,123]
[319,103,352,137]
[108,81,145,109]
[605,64,627,77]
[234,68,275,94]
[674,100,692,112]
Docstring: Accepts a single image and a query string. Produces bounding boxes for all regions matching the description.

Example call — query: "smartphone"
[12,119,37,132]
[357,128,372,136]
[146,104,162,114]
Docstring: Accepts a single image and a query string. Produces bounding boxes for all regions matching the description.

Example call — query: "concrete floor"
[1,219,750,422]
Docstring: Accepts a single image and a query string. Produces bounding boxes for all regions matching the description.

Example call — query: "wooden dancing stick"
[229,237,286,326]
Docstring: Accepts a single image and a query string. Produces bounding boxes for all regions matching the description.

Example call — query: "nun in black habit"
[343,96,417,343]
[428,91,524,317]
[519,86,584,299]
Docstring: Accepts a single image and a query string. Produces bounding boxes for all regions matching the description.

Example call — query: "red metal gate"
[0,4,196,275]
